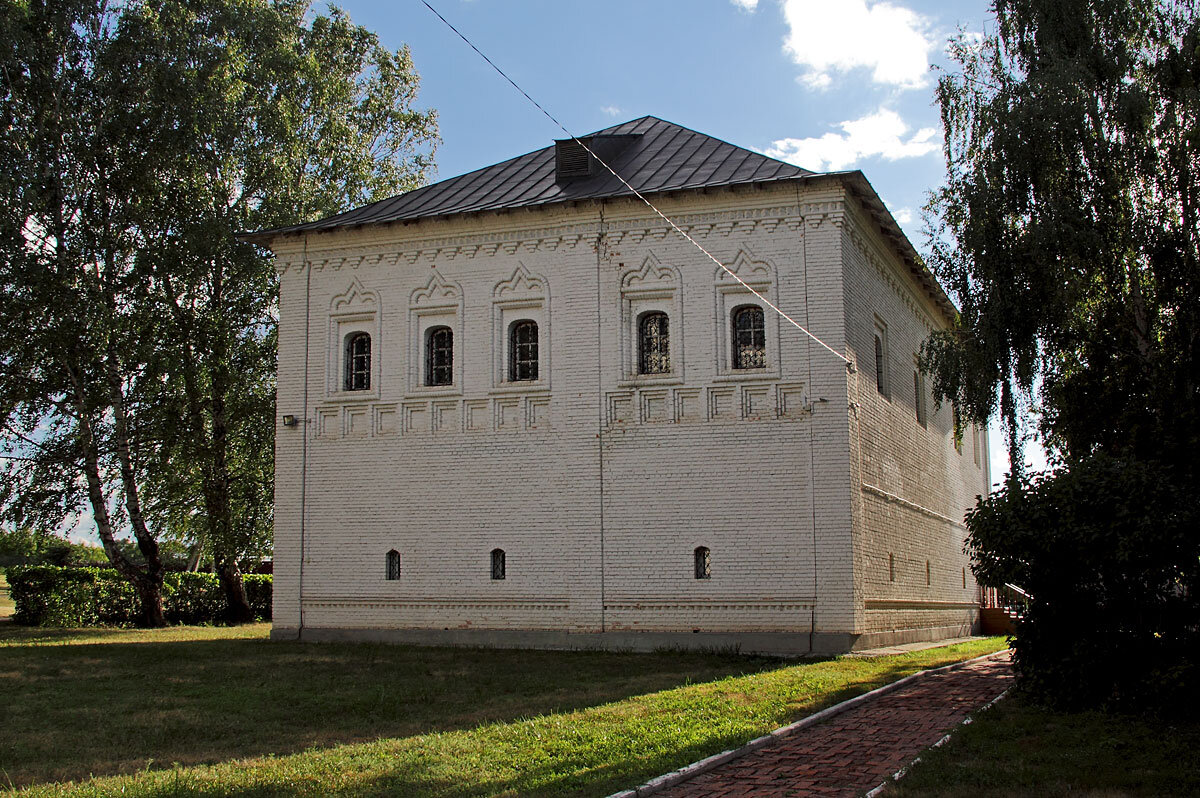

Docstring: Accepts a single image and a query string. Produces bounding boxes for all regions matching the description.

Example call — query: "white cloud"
[892,207,915,225]
[730,0,759,10]
[763,108,940,171]
[600,105,623,117]
[781,0,935,90]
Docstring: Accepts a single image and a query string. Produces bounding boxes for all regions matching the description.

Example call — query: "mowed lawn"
[0,622,1004,797]
[892,693,1200,796]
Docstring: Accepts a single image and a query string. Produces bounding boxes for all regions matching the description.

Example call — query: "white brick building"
[258,117,990,655]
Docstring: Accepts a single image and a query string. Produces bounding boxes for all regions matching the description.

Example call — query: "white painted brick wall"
[270,180,986,642]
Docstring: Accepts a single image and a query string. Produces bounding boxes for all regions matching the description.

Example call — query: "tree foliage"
[925,0,1200,710]
[923,0,1199,471]
[0,0,437,624]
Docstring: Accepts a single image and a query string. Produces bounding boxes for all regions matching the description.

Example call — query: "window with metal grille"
[638,312,670,374]
[426,326,453,386]
[345,333,371,391]
[490,548,506,580]
[509,320,538,381]
[694,546,711,579]
[732,306,765,369]
[386,550,401,580]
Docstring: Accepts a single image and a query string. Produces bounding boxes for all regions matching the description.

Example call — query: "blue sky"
[332,0,1040,486]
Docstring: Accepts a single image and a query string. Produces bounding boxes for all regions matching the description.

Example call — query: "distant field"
[0,623,1003,797]
[0,570,13,619]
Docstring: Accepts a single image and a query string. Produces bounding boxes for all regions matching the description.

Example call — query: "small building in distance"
[255,116,990,655]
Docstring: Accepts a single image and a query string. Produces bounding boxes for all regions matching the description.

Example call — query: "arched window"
[913,370,927,427]
[490,548,506,580]
[426,326,453,386]
[638,312,671,374]
[386,549,401,580]
[345,333,371,391]
[509,320,538,381]
[694,546,711,580]
[732,306,765,369]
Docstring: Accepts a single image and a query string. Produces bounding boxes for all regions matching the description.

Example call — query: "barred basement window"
[963,567,967,589]
[490,548,506,580]
[694,546,711,579]
[345,332,371,391]
[386,549,401,580]
[426,325,453,386]
[889,553,895,583]
[509,320,539,381]
[926,560,932,586]
[732,305,766,369]
[638,312,671,374]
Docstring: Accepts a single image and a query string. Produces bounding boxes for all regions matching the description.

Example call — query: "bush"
[968,455,1200,713]
[7,565,271,626]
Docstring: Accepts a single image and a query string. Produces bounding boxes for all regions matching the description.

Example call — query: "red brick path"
[656,651,1013,797]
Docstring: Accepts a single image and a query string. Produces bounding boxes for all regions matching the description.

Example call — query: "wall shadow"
[0,630,790,790]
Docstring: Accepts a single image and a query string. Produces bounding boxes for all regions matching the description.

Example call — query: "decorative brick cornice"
[274,204,806,275]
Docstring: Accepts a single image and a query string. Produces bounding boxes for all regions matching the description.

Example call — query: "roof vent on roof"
[554,133,642,183]
[556,139,591,179]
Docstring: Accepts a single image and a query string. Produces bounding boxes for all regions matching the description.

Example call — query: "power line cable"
[418,0,854,370]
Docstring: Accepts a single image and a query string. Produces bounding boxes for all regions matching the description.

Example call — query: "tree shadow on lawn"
[0,629,791,790]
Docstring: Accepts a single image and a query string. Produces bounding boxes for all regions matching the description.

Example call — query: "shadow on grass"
[0,628,789,790]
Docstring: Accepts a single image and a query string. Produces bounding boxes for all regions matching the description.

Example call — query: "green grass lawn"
[891,694,1200,796]
[0,623,1004,797]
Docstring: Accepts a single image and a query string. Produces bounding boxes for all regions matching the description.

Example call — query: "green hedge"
[6,566,271,626]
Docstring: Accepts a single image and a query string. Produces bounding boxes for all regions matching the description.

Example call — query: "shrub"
[968,455,1200,713]
[7,565,271,626]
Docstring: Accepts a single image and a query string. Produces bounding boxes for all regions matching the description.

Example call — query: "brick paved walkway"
[655,651,1013,798]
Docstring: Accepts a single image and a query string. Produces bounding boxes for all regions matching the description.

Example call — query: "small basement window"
[386,550,401,581]
[491,548,506,580]
[694,546,711,580]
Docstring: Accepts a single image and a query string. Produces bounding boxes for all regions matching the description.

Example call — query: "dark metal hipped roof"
[253,116,814,239]
[250,115,957,321]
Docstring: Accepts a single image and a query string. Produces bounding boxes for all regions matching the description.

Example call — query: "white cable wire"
[419,0,853,369]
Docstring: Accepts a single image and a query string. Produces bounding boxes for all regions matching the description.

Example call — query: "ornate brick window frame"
[619,253,683,387]
[492,264,550,393]
[713,250,780,382]
[327,278,381,401]
[408,270,463,396]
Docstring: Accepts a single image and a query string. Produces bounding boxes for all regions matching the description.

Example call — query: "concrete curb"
[605,650,1008,798]
[862,685,1012,797]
